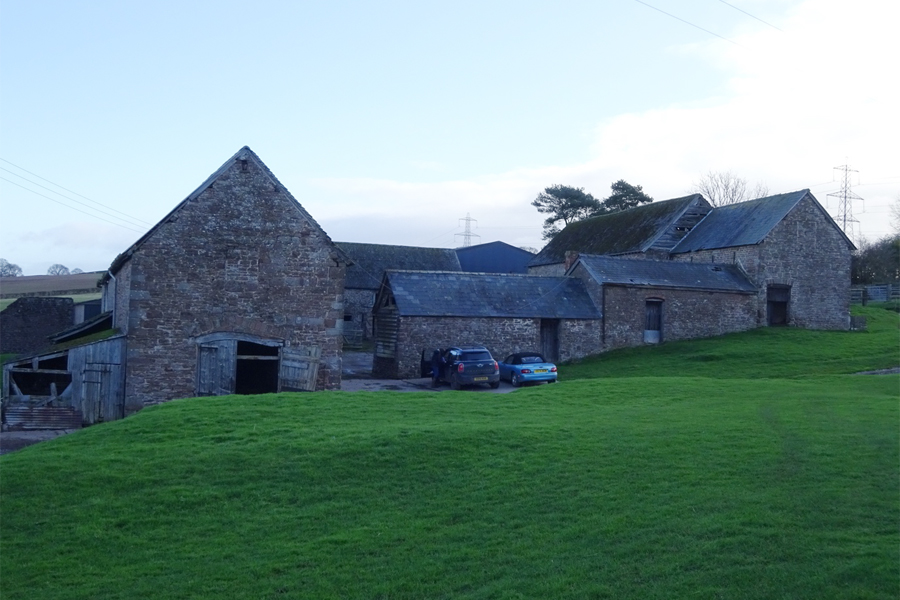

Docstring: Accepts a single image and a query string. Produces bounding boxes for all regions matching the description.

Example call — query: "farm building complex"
[2,146,855,428]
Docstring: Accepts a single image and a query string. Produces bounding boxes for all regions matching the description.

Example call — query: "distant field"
[0,293,102,312]
[1,306,897,600]
[0,272,104,296]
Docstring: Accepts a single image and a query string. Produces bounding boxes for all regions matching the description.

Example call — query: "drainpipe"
[106,270,117,328]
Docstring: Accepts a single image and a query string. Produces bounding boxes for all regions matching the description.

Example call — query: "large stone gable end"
[118,149,345,407]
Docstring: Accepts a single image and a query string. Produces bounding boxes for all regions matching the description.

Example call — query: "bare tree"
[890,195,900,234]
[71,268,84,274]
[47,264,70,276]
[0,258,23,277]
[693,171,769,207]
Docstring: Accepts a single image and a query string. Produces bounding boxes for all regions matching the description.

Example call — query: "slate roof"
[455,241,535,274]
[672,189,853,253]
[382,271,600,319]
[573,254,756,293]
[102,147,348,283]
[529,195,707,267]
[337,243,461,290]
[49,311,114,344]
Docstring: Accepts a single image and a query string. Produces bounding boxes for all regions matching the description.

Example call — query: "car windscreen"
[460,351,492,362]
[520,356,544,364]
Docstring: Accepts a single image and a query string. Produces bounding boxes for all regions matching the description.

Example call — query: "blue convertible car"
[498,352,558,387]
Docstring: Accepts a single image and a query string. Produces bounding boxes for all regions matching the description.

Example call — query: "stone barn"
[372,270,602,379]
[530,189,854,331]
[335,243,461,345]
[568,254,758,351]
[3,146,348,427]
[668,190,854,329]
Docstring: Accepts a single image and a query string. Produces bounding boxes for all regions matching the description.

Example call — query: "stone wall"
[376,315,601,379]
[0,297,74,354]
[601,285,756,351]
[343,288,375,344]
[119,155,345,409]
[672,195,852,329]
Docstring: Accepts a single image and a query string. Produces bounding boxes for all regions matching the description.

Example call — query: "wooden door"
[540,319,560,363]
[82,363,123,423]
[196,340,236,396]
[279,346,321,392]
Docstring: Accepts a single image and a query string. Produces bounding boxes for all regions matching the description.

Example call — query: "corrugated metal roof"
[529,195,707,267]
[455,241,535,274]
[337,243,461,290]
[383,271,601,318]
[672,190,811,253]
[574,254,756,293]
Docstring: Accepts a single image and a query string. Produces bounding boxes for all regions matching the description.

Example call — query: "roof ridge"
[103,147,346,280]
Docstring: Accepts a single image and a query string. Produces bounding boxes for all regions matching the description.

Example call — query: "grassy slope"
[562,306,899,380]
[1,307,898,600]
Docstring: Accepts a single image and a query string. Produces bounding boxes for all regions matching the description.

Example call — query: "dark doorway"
[234,341,279,395]
[767,285,790,326]
[644,299,663,344]
[540,319,560,363]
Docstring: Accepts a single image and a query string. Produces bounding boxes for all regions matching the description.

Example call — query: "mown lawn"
[1,307,897,599]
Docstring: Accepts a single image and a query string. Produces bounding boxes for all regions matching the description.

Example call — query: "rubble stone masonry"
[118,156,345,409]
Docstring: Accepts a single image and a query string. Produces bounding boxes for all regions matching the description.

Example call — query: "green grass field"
[1,307,898,599]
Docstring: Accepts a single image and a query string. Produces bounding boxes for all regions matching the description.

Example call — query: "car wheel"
[490,381,500,389]
[451,377,461,391]
[547,378,557,384]
[510,373,520,387]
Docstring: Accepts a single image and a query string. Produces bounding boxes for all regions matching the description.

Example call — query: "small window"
[344,314,353,322]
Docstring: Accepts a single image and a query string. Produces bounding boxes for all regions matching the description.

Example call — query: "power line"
[717,0,783,32]
[633,0,741,46]
[0,176,145,234]
[0,158,154,226]
[0,166,151,229]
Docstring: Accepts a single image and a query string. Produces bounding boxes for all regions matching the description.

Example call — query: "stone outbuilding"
[568,254,758,351]
[530,189,854,331]
[3,146,348,427]
[372,270,602,379]
[668,190,854,329]
[336,242,462,345]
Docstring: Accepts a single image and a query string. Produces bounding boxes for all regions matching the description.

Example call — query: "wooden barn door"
[540,319,560,363]
[82,364,124,423]
[196,340,236,396]
[279,346,321,392]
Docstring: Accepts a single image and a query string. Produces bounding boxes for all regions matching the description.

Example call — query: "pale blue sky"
[1,0,897,275]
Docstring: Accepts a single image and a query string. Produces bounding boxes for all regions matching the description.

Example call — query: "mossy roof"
[529,195,704,267]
